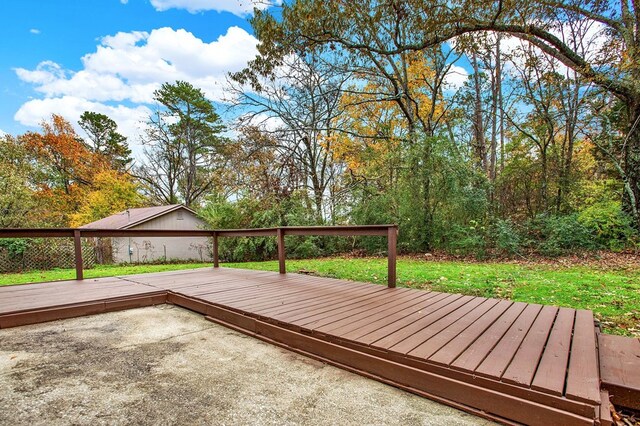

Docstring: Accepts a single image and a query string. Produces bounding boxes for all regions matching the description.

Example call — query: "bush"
[577,201,636,250]
[0,238,29,258]
[445,221,487,258]
[290,238,324,259]
[492,219,522,255]
[529,214,595,256]
[198,191,346,262]
[351,191,395,253]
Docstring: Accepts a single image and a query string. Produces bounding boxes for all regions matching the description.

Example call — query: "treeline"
[2,0,640,259]
[217,0,640,257]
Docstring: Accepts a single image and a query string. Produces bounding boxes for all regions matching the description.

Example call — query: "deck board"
[296,289,412,330]
[531,307,575,396]
[340,292,451,341]
[429,300,514,367]
[449,301,528,372]
[0,267,612,425]
[598,333,640,410]
[566,310,601,404]
[317,291,435,335]
[0,279,161,315]
[0,278,165,328]
[370,295,473,348]
[259,285,381,315]
[475,303,542,379]
[273,288,393,324]
[415,299,512,361]
[501,305,558,386]
[236,278,383,311]
[393,297,490,355]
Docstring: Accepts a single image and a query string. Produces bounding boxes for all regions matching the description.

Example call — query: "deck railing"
[0,225,399,287]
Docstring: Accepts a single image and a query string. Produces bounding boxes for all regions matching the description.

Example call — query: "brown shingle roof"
[80,205,195,229]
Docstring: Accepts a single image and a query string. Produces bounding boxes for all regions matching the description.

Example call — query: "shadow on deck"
[1,267,637,425]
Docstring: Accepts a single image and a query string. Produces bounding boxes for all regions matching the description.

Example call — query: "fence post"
[212,231,219,268]
[277,227,286,274]
[73,230,84,281]
[387,225,397,288]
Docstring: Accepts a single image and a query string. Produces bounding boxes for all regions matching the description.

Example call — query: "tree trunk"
[489,36,500,184]
[623,99,640,227]
[540,147,549,212]
[471,52,487,173]
[556,75,580,214]
[421,141,433,251]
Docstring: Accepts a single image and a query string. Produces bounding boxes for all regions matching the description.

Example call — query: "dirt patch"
[0,306,492,425]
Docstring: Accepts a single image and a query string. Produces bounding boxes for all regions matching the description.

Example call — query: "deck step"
[598,333,640,410]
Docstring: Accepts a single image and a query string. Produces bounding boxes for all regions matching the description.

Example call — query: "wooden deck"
[0,267,632,425]
[598,333,640,411]
[0,276,166,328]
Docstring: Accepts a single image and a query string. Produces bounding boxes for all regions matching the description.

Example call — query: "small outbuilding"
[81,205,211,263]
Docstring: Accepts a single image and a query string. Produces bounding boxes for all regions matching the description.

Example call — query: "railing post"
[212,231,219,268]
[73,230,84,281]
[277,227,286,274]
[387,225,397,288]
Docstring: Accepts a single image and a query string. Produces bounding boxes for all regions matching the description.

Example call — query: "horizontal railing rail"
[0,225,398,287]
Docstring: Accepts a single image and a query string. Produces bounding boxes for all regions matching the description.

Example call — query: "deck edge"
[0,292,167,328]
[167,292,598,426]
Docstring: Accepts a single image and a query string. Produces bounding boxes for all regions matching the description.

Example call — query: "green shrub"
[351,191,395,253]
[446,221,487,258]
[198,191,347,261]
[530,214,595,256]
[492,219,522,255]
[577,201,636,250]
[290,238,323,259]
[0,238,30,258]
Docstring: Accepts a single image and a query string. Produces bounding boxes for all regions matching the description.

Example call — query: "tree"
[230,53,346,221]
[17,115,112,225]
[242,4,479,248]
[227,126,307,202]
[332,79,405,187]
[78,111,132,172]
[0,135,39,227]
[247,0,640,226]
[14,114,143,226]
[69,170,143,227]
[136,81,228,208]
[20,114,105,194]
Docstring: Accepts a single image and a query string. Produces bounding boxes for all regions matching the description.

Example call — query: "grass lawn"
[1,257,638,336]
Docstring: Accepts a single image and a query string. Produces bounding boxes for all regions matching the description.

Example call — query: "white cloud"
[150,0,280,16]
[14,26,260,155]
[15,26,258,104]
[0,129,6,137]
[443,64,469,90]
[15,96,151,150]
[29,28,40,35]
[120,0,129,4]
[15,61,66,85]
[445,20,609,86]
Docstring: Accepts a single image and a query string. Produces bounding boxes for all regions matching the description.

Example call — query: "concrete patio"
[0,305,491,425]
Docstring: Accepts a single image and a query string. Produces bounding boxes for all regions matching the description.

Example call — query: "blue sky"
[0,0,273,146]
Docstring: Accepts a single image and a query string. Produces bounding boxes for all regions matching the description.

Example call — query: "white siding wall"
[112,209,211,263]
